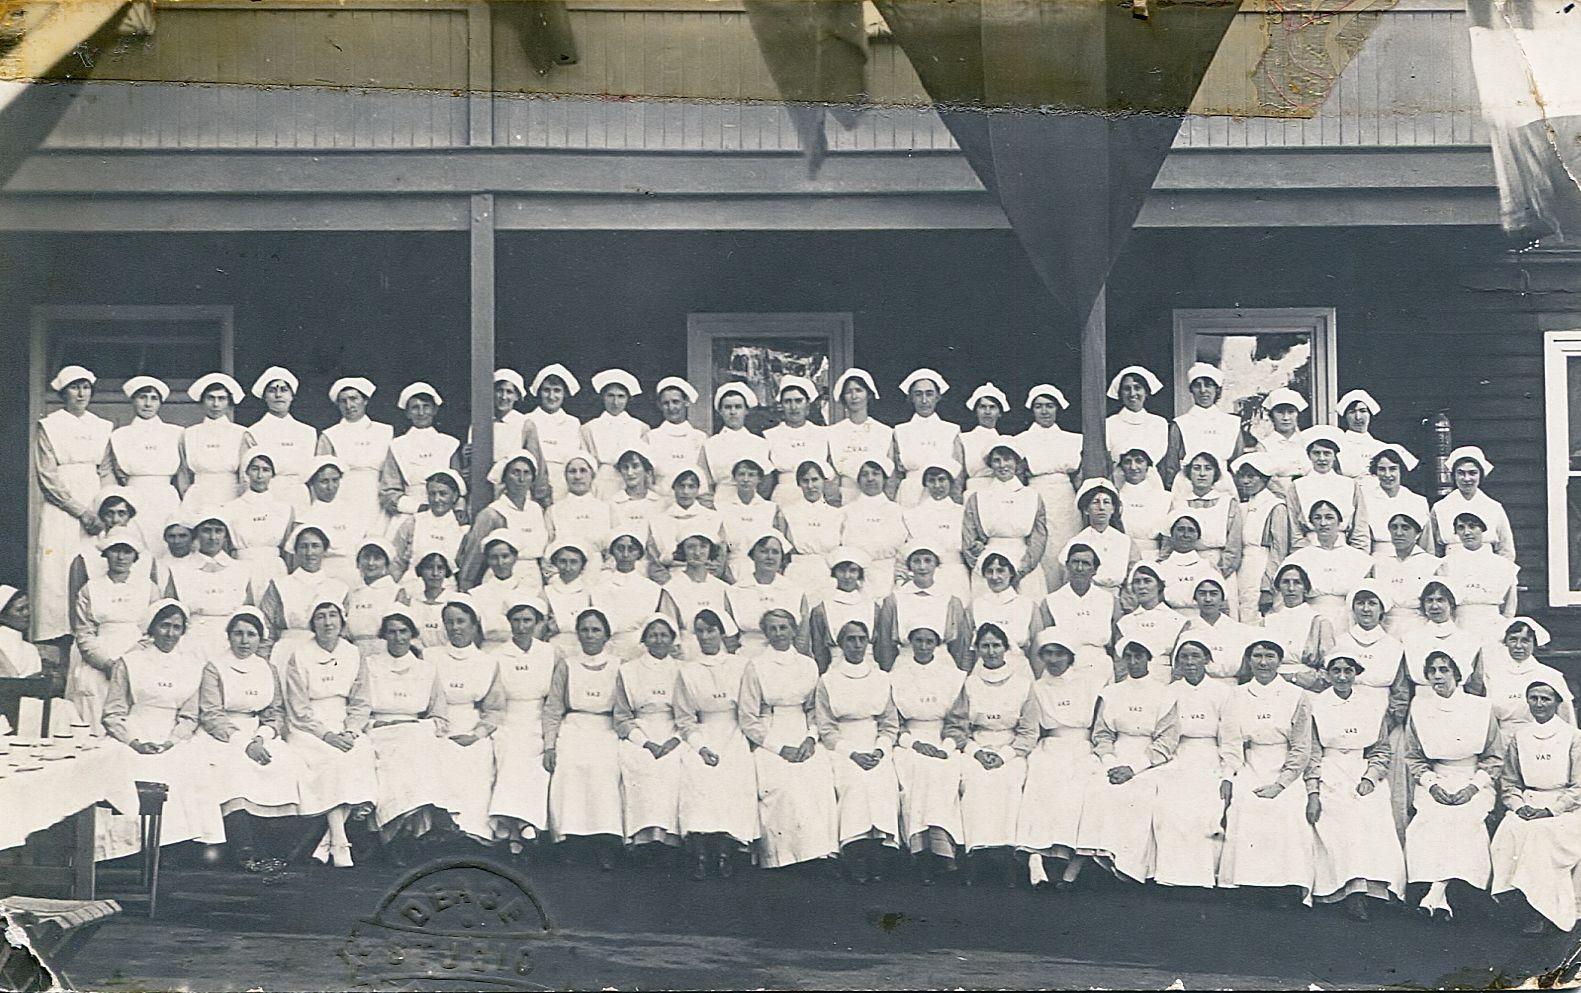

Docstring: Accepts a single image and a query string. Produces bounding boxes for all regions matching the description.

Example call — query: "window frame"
[1170,307,1337,425]
[1543,329,1581,607]
[685,311,853,434]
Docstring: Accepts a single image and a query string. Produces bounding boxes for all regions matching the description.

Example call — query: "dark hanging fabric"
[878,0,1241,329]
[744,0,867,175]
[495,0,578,77]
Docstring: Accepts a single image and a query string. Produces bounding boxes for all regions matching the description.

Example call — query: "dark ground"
[62,837,1577,992]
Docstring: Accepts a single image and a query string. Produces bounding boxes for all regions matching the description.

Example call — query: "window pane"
[1568,355,1581,473]
[1194,331,1313,443]
[49,318,225,385]
[1569,476,1581,593]
[710,336,832,432]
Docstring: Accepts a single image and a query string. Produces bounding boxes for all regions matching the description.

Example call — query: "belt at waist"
[563,710,614,730]
[904,718,945,737]
[972,728,1015,749]
[698,710,739,725]
[768,704,806,718]
[1044,725,1090,741]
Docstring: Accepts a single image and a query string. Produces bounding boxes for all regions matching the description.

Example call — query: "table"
[0,739,138,899]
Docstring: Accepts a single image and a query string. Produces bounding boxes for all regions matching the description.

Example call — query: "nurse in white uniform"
[258,525,349,659]
[543,607,625,869]
[1017,385,1083,575]
[1369,508,1442,641]
[646,377,708,502]
[1404,650,1502,921]
[1254,387,1313,493]
[738,608,839,869]
[297,455,365,590]
[1491,680,1581,934]
[68,530,158,730]
[673,608,758,879]
[702,384,773,506]
[1168,452,1244,617]
[805,547,879,672]
[1482,618,1575,735]
[429,597,500,842]
[242,366,324,516]
[484,597,557,852]
[825,369,893,505]
[179,372,248,514]
[779,460,843,600]
[526,364,585,503]
[362,611,452,852]
[465,369,549,506]
[107,376,183,551]
[1336,390,1391,480]
[33,366,112,642]
[614,614,686,854]
[901,463,971,602]
[890,368,964,509]
[1287,428,1369,552]
[459,451,551,593]
[726,531,805,658]
[816,620,902,883]
[1359,444,1430,557]
[164,512,255,659]
[1076,637,1179,885]
[889,622,966,882]
[1165,362,1246,497]
[875,541,970,672]
[379,383,461,531]
[717,456,785,583]
[321,376,394,529]
[1279,500,1374,631]
[1034,542,1120,678]
[963,439,1048,601]
[1051,478,1135,593]
[944,622,1038,885]
[224,449,295,590]
[1017,632,1106,891]
[1152,638,1235,890]
[1306,653,1406,921]
[765,376,832,509]
[1104,366,1170,487]
[1439,512,1519,632]
[961,383,1008,499]
[1231,452,1292,620]
[1217,639,1317,907]
[968,553,1039,664]
[581,369,648,502]
[838,457,908,599]
[390,469,468,579]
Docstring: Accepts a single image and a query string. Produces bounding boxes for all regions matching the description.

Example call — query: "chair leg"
[145,814,162,919]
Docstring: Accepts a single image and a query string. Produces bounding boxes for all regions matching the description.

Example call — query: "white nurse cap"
[964,383,1008,412]
[504,595,548,620]
[983,436,1024,463]
[328,377,376,402]
[49,366,96,392]
[1338,390,1381,417]
[899,368,950,396]
[1105,365,1163,400]
[829,546,871,572]
[493,369,526,395]
[745,529,794,555]
[548,538,598,565]
[833,368,879,400]
[1448,445,1494,476]
[857,454,896,477]
[1503,616,1552,648]
[397,382,443,409]
[615,441,655,466]
[487,449,539,484]
[1230,451,1275,477]
[1369,443,1419,473]
[1074,477,1120,504]
[1185,362,1224,387]
[1263,387,1308,413]
[424,468,467,497]
[122,376,170,401]
[1348,581,1394,615]
[250,366,299,398]
[96,527,146,556]
[777,376,818,402]
[1301,426,1345,452]
[530,363,581,397]
[591,369,641,396]
[93,485,139,514]
[655,376,700,403]
[480,529,525,555]
[714,382,758,409]
[306,454,347,481]
[141,598,189,630]
[1034,629,1078,654]
[188,372,244,404]
[902,538,944,561]
[1024,384,1069,410]
[606,529,647,554]
[241,446,279,473]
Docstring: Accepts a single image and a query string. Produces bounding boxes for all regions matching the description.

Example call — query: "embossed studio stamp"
[339,858,552,990]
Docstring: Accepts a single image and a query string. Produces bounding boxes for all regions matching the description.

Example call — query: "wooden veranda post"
[468,192,496,516]
[1080,286,1109,478]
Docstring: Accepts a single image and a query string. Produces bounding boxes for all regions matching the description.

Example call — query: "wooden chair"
[95,782,169,918]
[0,896,120,993]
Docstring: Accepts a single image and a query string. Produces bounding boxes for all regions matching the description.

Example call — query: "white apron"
[35,410,112,639]
[110,417,183,552]
[1153,679,1232,888]
[68,574,153,730]
[526,408,583,503]
[180,418,247,513]
[891,657,965,853]
[244,414,319,515]
[283,641,377,815]
[744,650,839,868]
[364,653,452,830]
[191,656,304,816]
[433,645,499,840]
[486,639,555,835]
[615,655,684,843]
[1309,689,1405,902]
[893,415,961,509]
[322,417,394,530]
[1016,668,1104,855]
[676,653,760,845]
[1076,679,1171,881]
[548,655,624,840]
[1491,723,1581,931]
[1405,692,1495,887]
[1218,679,1315,897]
[820,662,900,847]
[958,667,1032,851]
[970,481,1045,600]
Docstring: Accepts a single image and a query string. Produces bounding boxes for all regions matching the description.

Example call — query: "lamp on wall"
[1429,409,1454,497]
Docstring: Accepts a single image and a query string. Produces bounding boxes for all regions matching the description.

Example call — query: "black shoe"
[691,858,707,882]
[1344,894,1371,922]
[717,854,734,879]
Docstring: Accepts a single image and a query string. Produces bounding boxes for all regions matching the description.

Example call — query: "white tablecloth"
[0,739,139,852]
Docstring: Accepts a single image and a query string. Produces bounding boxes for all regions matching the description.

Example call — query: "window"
[686,312,853,433]
[1172,308,1337,443]
[1544,330,1581,606]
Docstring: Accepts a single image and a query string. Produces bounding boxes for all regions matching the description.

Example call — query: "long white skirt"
[287,733,377,815]
[1236,546,1270,623]
[1492,798,1581,931]
[190,728,306,818]
[1406,765,1494,887]
[124,476,182,553]
[488,718,551,837]
[896,725,964,853]
[617,737,683,844]
[1075,734,1160,882]
[960,740,1027,851]
[1152,736,1227,888]
[183,471,243,515]
[97,742,229,860]
[36,476,95,640]
[1219,742,1315,899]
[368,719,455,830]
[1016,729,1099,855]
[753,744,838,869]
[1311,750,1406,902]
[1029,476,1081,581]
[678,715,759,846]
[548,712,623,840]
[440,736,496,840]
[828,724,900,849]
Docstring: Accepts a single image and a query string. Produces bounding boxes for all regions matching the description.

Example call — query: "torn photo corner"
[3,0,1581,989]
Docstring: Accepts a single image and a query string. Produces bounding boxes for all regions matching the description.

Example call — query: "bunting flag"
[743,0,867,175]
[494,0,578,78]
[1466,0,1581,244]
[879,0,1240,331]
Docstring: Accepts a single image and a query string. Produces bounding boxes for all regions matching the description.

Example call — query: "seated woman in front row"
[1492,680,1581,935]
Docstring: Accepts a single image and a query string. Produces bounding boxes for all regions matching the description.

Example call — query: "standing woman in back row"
[106,376,183,552]
[825,369,893,505]
[321,376,394,529]
[35,366,113,643]
[179,373,249,514]
[1105,366,1171,488]
[242,366,325,516]
[1165,363,1245,497]
[526,365,584,504]
[1017,384,1083,585]
[582,370,647,502]
[890,369,964,509]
